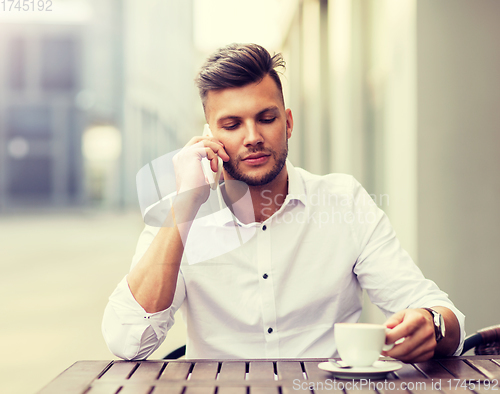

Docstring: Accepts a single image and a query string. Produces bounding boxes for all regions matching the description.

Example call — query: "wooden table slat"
[250,387,280,394]
[247,361,275,380]
[86,383,122,394]
[145,384,185,394]
[377,389,410,394]
[409,390,443,394]
[276,361,304,380]
[473,383,500,394]
[184,386,216,394]
[218,361,246,380]
[99,361,139,381]
[439,387,476,394]
[439,359,487,380]
[466,359,500,379]
[217,387,248,394]
[37,360,113,394]
[190,361,219,380]
[392,362,426,379]
[302,361,334,380]
[129,361,164,380]
[159,362,192,380]
[414,359,454,378]
[113,384,154,394]
[281,386,313,394]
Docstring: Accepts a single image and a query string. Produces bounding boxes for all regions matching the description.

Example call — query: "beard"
[223,140,288,187]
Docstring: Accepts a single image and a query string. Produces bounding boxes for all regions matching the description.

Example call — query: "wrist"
[423,307,446,344]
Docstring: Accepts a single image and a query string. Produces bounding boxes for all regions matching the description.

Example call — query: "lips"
[242,152,270,161]
[241,152,271,166]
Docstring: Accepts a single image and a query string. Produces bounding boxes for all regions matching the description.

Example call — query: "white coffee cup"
[334,323,394,367]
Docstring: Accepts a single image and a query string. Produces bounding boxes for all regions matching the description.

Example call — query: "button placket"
[256,222,279,357]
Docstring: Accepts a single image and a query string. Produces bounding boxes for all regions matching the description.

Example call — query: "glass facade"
[41,37,77,92]
[0,32,82,206]
[8,36,26,91]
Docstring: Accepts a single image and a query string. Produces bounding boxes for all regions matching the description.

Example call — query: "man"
[103,43,465,362]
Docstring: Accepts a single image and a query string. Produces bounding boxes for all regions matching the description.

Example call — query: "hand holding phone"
[201,124,223,190]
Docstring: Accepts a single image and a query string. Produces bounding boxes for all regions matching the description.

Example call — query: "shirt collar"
[211,160,307,227]
[284,159,308,207]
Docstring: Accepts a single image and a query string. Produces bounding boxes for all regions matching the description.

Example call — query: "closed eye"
[260,117,276,124]
[222,123,240,130]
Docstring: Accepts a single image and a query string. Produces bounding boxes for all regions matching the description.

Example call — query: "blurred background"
[1,0,499,392]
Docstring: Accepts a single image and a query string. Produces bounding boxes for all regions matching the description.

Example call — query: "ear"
[285,108,293,139]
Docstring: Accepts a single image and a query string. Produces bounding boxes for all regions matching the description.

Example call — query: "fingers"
[383,325,435,362]
[384,310,405,330]
[382,309,436,363]
[384,342,435,363]
[204,148,223,173]
[187,136,230,162]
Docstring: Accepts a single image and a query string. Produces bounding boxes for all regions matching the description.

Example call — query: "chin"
[224,149,287,187]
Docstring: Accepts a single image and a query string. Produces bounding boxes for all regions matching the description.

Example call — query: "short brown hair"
[195,43,286,110]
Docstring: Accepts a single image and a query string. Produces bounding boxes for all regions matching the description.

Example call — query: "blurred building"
[0,21,85,208]
[0,0,198,211]
[120,0,198,207]
[279,0,500,332]
[0,0,124,210]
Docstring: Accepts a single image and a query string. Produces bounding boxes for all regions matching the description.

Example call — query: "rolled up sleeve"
[102,224,186,360]
[102,274,185,360]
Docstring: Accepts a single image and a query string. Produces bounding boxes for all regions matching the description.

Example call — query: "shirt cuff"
[108,275,174,339]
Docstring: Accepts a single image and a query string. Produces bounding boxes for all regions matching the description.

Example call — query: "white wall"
[280,0,420,324]
[417,0,500,333]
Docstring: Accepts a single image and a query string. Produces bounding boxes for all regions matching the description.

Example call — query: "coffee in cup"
[334,323,394,367]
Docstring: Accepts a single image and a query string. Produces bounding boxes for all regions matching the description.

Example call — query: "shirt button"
[263,273,268,279]
[268,327,273,334]
[262,225,267,231]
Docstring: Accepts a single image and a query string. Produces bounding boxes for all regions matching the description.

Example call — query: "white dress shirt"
[102,161,465,360]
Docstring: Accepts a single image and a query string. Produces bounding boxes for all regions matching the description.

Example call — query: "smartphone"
[201,124,223,190]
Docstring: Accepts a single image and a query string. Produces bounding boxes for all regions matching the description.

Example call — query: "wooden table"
[37,355,500,394]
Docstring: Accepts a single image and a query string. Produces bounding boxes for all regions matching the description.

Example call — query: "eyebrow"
[217,106,280,123]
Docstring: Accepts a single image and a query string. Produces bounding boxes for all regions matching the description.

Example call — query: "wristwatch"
[423,307,446,343]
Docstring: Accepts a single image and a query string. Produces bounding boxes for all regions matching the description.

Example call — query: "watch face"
[439,313,446,338]
[432,310,445,342]
[425,308,445,342]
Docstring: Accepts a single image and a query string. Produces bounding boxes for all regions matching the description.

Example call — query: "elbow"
[102,323,163,361]
[102,326,143,361]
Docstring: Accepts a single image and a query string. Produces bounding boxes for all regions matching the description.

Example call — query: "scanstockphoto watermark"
[261,190,390,209]
[292,378,500,391]
[263,207,380,227]
[292,379,500,392]
[292,378,426,392]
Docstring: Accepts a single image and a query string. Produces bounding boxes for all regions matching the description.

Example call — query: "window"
[8,157,52,197]
[8,36,26,91]
[8,105,52,137]
[41,37,77,91]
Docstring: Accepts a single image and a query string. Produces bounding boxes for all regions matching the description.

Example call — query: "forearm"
[431,306,461,356]
[127,225,184,313]
[128,195,202,313]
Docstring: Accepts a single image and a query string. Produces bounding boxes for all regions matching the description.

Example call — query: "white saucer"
[318,360,402,379]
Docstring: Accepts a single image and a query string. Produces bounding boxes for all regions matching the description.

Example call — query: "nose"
[243,122,263,147]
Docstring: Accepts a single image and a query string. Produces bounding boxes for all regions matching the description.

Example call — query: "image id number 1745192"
[447,379,499,391]
[1,0,53,11]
